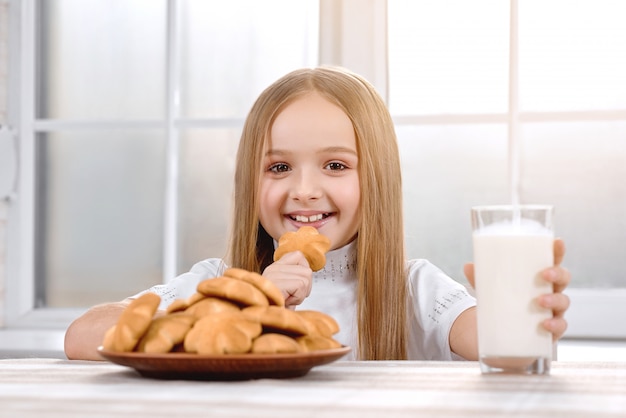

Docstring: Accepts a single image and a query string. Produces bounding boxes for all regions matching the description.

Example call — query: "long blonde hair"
[228,67,407,360]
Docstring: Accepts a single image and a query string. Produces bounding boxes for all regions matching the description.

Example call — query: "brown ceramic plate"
[98,346,351,380]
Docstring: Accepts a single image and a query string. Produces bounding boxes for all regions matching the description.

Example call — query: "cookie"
[102,292,161,352]
[183,311,262,355]
[242,305,309,336]
[273,226,331,271]
[136,313,196,353]
[251,333,303,354]
[223,267,285,307]
[184,296,241,318]
[295,310,340,337]
[296,334,342,352]
[196,276,269,307]
[166,292,205,314]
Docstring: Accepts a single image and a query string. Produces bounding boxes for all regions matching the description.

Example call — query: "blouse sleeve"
[405,259,477,360]
[128,258,228,310]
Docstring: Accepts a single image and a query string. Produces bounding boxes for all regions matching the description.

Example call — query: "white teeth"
[294,214,324,223]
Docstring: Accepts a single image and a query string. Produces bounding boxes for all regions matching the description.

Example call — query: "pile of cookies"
[102,227,339,356]
[102,267,341,355]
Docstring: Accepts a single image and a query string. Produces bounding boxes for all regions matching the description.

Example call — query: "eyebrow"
[264,146,358,157]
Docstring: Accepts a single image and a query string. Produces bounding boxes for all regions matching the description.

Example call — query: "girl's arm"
[64,301,129,361]
[453,238,572,360]
[449,307,479,360]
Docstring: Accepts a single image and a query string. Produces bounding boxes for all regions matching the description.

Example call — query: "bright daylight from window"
[1,0,625,363]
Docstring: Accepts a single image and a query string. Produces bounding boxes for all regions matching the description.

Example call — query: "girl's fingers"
[543,317,568,342]
[463,263,475,288]
[553,238,565,266]
[538,292,571,315]
[263,251,314,307]
[542,265,571,294]
[273,250,311,268]
[538,290,570,341]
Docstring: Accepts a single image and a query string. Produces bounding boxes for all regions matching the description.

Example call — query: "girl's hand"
[262,251,313,309]
[537,238,571,341]
[463,238,571,342]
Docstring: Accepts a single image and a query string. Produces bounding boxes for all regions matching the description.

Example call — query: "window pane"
[37,132,166,307]
[180,0,319,119]
[519,1,626,112]
[38,0,166,119]
[388,0,509,115]
[520,121,626,288]
[178,129,240,273]
[398,124,509,281]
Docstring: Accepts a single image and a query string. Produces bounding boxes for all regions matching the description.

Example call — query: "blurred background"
[1,0,625,357]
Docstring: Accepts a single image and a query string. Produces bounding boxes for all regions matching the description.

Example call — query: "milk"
[472,217,554,371]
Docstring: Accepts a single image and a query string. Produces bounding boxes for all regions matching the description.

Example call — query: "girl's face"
[259,92,360,251]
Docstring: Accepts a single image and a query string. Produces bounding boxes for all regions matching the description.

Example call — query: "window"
[388,0,626,338]
[35,0,318,308]
[4,0,624,349]
[4,0,318,330]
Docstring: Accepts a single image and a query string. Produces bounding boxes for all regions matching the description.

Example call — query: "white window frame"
[2,0,624,355]
[387,0,626,340]
[2,0,321,352]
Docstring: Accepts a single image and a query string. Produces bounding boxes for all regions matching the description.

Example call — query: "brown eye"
[326,162,347,171]
[269,163,290,173]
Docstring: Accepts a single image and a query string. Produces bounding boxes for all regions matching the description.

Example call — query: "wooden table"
[1,358,625,417]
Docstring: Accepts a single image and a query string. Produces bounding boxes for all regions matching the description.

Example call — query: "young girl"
[64,66,571,361]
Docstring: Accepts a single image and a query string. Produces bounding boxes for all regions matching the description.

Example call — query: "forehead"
[269,92,355,149]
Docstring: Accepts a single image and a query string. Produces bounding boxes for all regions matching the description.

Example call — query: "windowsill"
[557,338,625,362]
[0,329,67,359]
[0,329,623,361]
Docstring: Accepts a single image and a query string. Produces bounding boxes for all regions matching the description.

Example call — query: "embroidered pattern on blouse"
[146,285,178,305]
[427,288,469,324]
[315,246,357,282]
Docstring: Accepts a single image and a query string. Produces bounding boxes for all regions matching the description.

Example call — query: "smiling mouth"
[290,213,331,223]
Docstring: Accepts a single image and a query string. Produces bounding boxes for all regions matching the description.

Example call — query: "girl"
[65,67,570,361]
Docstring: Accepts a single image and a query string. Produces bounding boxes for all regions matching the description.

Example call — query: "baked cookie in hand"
[273,226,331,271]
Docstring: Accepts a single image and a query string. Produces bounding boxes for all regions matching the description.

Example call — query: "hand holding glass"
[471,205,554,375]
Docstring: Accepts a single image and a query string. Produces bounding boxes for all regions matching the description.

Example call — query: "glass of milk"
[471,205,554,375]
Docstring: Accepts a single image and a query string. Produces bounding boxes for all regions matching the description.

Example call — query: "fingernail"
[545,318,558,330]
[544,269,558,282]
[538,294,553,307]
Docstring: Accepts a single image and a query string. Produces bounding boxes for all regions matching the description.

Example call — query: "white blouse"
[135,240,476,361]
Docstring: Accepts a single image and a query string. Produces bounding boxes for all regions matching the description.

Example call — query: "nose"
[288,168,322,201]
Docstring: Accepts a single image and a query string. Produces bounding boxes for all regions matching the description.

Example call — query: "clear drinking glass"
[471,205,554,375]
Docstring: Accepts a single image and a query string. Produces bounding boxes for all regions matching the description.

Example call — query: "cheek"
[345,181,361,229]
[258,183,270,215]
[258,181,282,219]
[339,177,360,215]
[347,193,361,227]
[342,193,360,219]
